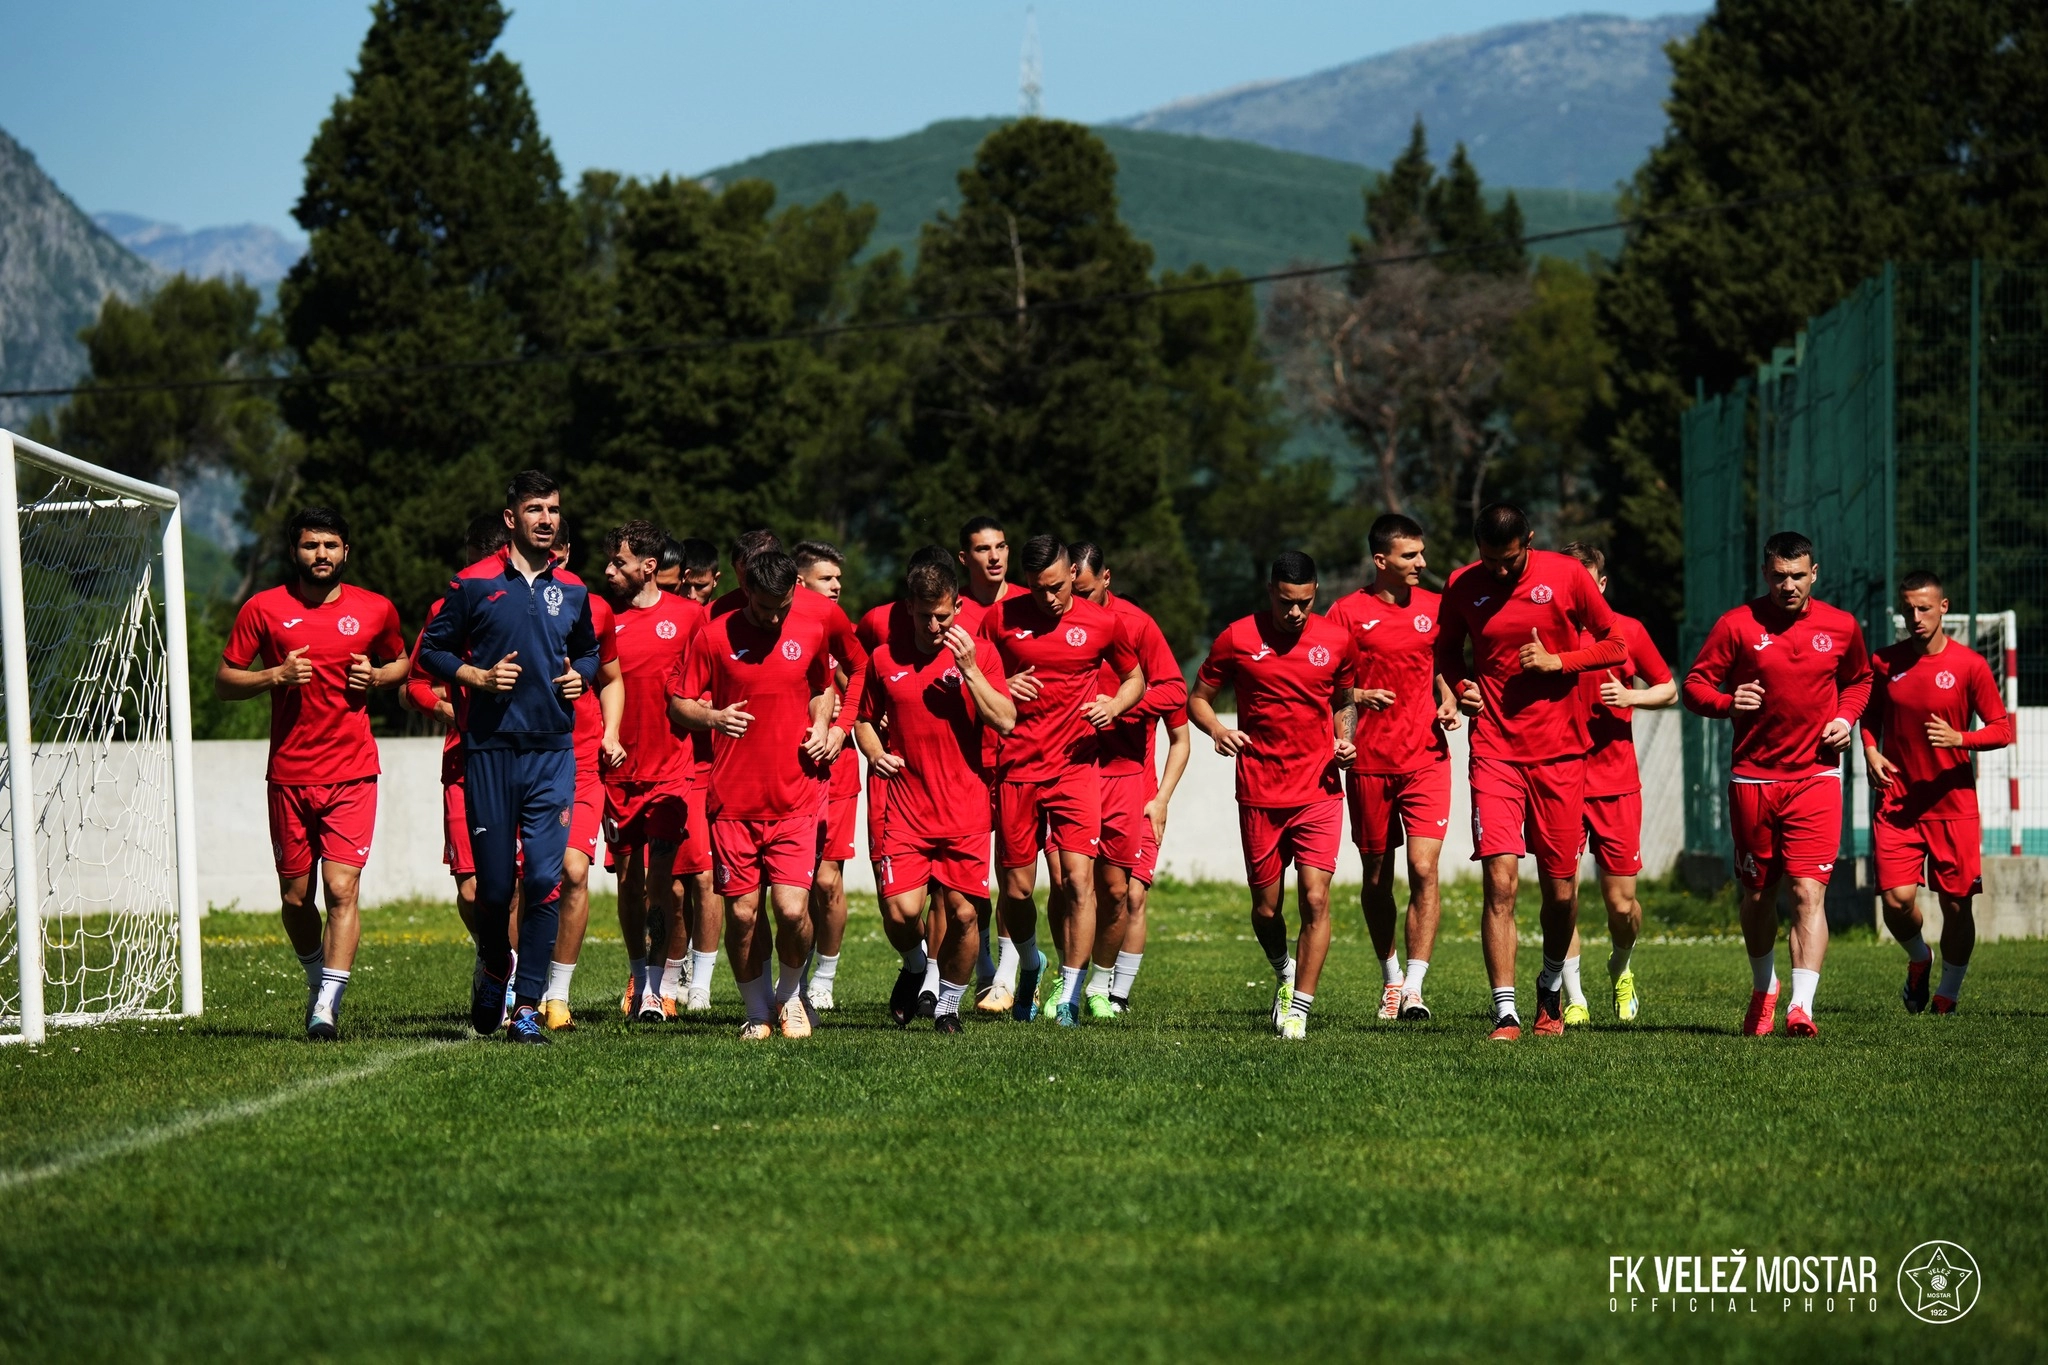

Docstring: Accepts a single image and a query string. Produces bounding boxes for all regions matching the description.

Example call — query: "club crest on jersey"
[1812,632,1834,653]
[336,615,360,636]
[1413,614,1432,632]
[1308,645,1331,667]
[542,584,565,616]
[655,619,677,640]
[1065,626,1088,647]
[1936,670,1956,689]
[780,639,803,661]
[1530,584,1554,605]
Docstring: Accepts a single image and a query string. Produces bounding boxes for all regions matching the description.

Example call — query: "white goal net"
[0,431,200,1044]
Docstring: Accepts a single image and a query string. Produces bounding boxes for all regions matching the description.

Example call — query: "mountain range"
[93,213,303,288]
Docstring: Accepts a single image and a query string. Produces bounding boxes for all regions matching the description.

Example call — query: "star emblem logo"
[1899,1241,1979,1323]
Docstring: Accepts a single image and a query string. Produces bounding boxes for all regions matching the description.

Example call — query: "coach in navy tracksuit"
[419,470,605,1040]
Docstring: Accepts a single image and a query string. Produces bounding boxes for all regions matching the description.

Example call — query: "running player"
[1069,542,1188,1018]
[548,530,623,1030]
[794,539,856,1009]
[1189,551,1358,1040]
[669,550,837,1040]
[1683,531,1870,1038]
[418,471,611,1045]
[1559,543,1675,1026]
[1863,570,2012,1014]
[958,515,1023,610]
[217,508,408,1041]
[1436,503,1626,1041]
[857,558,1016,1033]
[975,534,1144,1026]
[601,520,706,1025]
[1325,513,1458,1023]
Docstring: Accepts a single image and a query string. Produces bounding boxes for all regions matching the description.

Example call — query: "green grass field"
[3,880,2042,1363]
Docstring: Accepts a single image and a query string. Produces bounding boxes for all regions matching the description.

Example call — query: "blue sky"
[0,2,1690,236]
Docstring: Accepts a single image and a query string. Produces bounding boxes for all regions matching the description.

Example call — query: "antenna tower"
[1019,8,1042,117]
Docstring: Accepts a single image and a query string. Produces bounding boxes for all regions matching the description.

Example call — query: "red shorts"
[1582,791,1643,877]
[675,783,712,877]
[1729,775,1842,888]
[442,780,474,876]
[603,780,691,868]
[268,778,377,879]
[1239,799,1343,888]
[1873,812,1982,898]
[1347,762,1453,854]
[1098,770,1160,883]
[877,830,991,900]
[819,793,859,863]
[996,768,1102,867]
[711,812,820,896]
[1469,754,1585,881]
[865,772,889,857]
[568,769,602,864]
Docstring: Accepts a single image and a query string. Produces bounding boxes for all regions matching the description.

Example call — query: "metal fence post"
[1968,259,1982,632]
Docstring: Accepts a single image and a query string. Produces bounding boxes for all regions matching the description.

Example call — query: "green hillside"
[703,118,1620,277]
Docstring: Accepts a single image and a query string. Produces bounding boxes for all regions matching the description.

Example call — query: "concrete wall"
[195,709,1688,911]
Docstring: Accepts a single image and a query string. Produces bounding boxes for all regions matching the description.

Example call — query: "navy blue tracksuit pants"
[465,746,575,1003]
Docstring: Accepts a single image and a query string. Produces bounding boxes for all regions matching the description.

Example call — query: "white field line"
[0,1041,450,1193]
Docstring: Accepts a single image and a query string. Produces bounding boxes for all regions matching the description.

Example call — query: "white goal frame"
[0,429,200,1043]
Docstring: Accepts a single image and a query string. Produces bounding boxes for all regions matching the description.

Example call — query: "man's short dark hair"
[792,539,844,572]
[1901,568,1945,595]
[505,470,559,509]
[1270,550,1318,585]
[1474,502,1529,550]
[905,559,959,604]
[287,506,350,548]
[1016,534,1070,580]
[905,544,953,576]
[1368,513,1425,557]
[678,537,718,574]
[1763,531,1816,564]
[1562,542,1606,576]
[959,515,1005,549]
[1068,541,1105,575]
[732,529,782,567]
[746,550,799,599]
[462,513,507,563]
[658,537,685,573]
[606,520,666,561]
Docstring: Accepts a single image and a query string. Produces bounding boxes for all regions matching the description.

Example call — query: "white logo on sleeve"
[1413,614,1432,632]
[1935,670,1956,690]
[1812,632,1834,653]
[780,639,803,661]
[1065,626,1088,647]
[1307,646,1330,668]
[337,615,361,636]
[1530,584,1554,605]
[655,618,678,640]
[542,584,565,616]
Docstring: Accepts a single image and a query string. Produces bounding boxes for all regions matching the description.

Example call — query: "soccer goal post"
[0,429,200,1045]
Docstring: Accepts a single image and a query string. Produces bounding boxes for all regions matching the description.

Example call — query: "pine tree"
[1364,119,1433,247]
[279,0,576,621]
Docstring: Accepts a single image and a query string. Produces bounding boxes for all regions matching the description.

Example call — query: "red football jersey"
[1195,612,1359,808]
[1437,549,1625,763]
[1326,586,1448,775]
[570,590,619,772]
[605,591,705,788]
[406,596,467,784]
[1093,593,1186,779]
[974,594,1139,781]
[1862,637,2013,820]
[859,638,1006,839]
[673,607,833,820]
[223,582,405,785]
[1682,596,1872,780]
[1578,612,1673,797]
[710,584,867,730]
[857,595,986,654]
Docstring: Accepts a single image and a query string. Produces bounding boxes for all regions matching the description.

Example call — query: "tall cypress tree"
[279,0,576,620]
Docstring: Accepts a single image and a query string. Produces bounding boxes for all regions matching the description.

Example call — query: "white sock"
[1749,952,1778,993]
[920,956,942,997]
[628,955,648,998]
[1058,964,1085,1007]
[544,958,575,1004]
[1264,940,1290,975]
[661,958,686,999]
[774,958,807,1006]
[936,977,968,1017]
[296,946,325,990]
[900,941,928,973]
[1937,960,1968,1000]
[1609,944,1633,978]
[1109,950,1143,999]
[1561,955,1587,1008]
[1492,986,1517,1023]
[1380,952,1402,986]
[739,971,775,1022]
[1538,955,1565,992]
[688,948,719,995]
[1286,989,1313,1023]
[1900,934,1931,964]
[994,935,1019,990]
[809,952,840,991]
[1085,962,1113,997]
[314,968,349,1018]
[1402,958,1429,994]
[1789,967,1820,1012]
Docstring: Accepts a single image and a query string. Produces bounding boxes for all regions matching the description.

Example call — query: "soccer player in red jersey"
[958,515,1024,610]
[1070,542,1188,1018]
[1683,531,1871,1038]
[1862,570,2013,1015]
[856,558,1016,1033]
[600,521,706,1026]
[1189,551,1358,1040]
[975,535,1145,1026]
[1326,514,1459,1023]
[217,508,408,1040]
[1559,543,1675,1026]
[1436,502,1627,1041]
[795,540,857,1010]
[669,550,838,1040]
[670,536,721,604]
